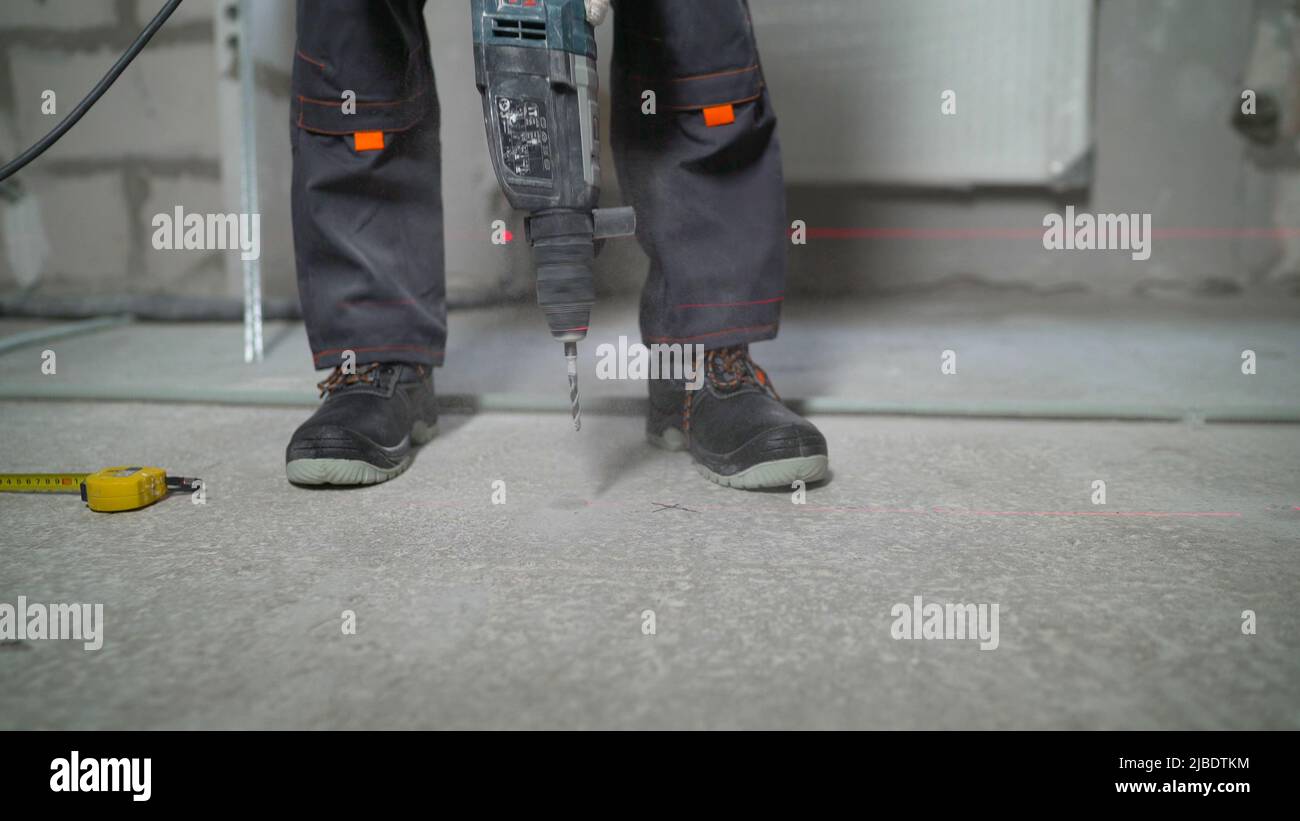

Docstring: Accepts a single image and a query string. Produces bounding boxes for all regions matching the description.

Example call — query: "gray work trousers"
[291,0,787,369]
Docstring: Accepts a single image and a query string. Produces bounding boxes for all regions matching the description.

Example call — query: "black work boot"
[647,345,828,489]
[285,362,438,486]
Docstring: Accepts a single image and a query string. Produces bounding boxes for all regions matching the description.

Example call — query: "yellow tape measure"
[0,466,200,512]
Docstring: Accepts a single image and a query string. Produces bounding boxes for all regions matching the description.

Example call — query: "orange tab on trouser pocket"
[702,104,735,127]
[353,131,385,152]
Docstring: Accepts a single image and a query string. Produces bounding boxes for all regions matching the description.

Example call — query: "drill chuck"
[527,209,597,342]
[526,206,637,341]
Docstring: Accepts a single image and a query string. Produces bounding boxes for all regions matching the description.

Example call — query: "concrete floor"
[1,293,1298,728]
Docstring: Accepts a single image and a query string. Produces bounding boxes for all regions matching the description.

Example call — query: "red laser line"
[412,500,1251,518]
[581,500,1244,517]
[798,226,1300,241]
[926,508,1241,518]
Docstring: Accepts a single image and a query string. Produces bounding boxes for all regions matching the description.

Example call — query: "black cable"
[0,0,186,183]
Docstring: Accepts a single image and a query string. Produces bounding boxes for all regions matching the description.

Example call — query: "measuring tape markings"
[0,473,89,492]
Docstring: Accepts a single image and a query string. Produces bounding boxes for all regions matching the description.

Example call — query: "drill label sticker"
[496,96,552,181]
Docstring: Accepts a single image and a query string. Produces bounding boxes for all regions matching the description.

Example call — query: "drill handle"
[592,206,636,241]
[591,206,635,257]
[524,206,635,245]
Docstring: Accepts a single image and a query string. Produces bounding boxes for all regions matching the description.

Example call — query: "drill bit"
[565,340,581,431]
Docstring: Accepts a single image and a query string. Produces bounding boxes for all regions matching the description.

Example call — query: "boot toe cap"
[286,424,374,462]
[747,420,828,461]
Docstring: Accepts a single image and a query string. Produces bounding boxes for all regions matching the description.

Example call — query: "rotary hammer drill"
[471,0,635,431]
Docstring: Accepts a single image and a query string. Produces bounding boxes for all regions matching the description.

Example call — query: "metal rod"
[237,0,263,363]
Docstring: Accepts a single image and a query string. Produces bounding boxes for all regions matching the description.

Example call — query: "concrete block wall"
[0,0,229,298]
[0,1,553,308]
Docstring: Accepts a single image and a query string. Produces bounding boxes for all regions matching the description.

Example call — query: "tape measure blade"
[0,473,90,493]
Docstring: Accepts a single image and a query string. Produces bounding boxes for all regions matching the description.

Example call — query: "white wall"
[1,0,1296,307]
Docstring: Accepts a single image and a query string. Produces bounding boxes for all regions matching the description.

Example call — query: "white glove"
[585,0,611,26]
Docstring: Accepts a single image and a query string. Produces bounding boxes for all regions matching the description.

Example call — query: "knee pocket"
[292,44,435,137]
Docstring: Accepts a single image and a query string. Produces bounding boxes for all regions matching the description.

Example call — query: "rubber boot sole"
[286,420,438,486]
[647,427,829,490]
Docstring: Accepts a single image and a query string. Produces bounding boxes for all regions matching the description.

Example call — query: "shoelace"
[684,345,779,433]
[316,362,382,398]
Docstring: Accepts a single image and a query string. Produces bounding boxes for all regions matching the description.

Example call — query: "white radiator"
[750,0,1095,187]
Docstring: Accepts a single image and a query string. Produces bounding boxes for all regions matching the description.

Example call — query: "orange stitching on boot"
[317,363,380,397]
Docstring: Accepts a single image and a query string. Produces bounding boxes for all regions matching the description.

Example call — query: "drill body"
[472,0,634,427]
